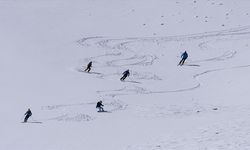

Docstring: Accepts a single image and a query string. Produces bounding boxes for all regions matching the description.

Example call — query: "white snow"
[1,0,250,149]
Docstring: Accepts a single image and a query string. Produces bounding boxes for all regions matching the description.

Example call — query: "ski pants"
[24,114,31,122]
[97,107,104,112]
[85,67,91,72]
[179,58,186,65]
[120,74,128,81]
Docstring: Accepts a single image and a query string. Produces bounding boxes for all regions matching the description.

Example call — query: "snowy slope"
[1,0,250,150]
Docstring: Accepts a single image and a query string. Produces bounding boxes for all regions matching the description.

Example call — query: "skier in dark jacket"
[178,51,188,66]
[24,108,32,122]
[120,69,130,81]
[84,61,92,72]
[96,101,104,112]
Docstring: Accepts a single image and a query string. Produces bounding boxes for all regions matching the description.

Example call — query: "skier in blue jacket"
[178,51,188,66]
[120,69,130,81]
[24,109,32,122]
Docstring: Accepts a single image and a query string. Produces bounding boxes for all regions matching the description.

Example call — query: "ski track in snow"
[41,100,128,122]
[48,114,94,122]
[74,26,250,122]
[41,102,96,110]
[44,26,250,123]
[78,25,250,92]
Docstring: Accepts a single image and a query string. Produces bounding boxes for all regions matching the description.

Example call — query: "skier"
[84,61,92,72]
[96,101,104,112]
[178,51,188,66]
[120,69,130,81]
[24,108,32,122]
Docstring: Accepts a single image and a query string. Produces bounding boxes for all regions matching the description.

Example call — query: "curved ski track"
[78,25,250,96]
[48,26,250,122]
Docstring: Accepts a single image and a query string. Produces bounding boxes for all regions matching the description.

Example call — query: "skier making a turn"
[178,51,188,66]
[96,101,104,112]
[24,108,32,122]
[84,61,92,72]
[120,69,130,81]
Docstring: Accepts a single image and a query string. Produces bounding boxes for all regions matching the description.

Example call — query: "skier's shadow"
[77,69,102,75]
[184,64,200,67]
[97,110,112,113]
[21,121,42,124]
[123,80,141,84]
[88,72,102,75]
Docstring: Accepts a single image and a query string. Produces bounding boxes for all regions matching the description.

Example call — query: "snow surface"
[1,0,250,149]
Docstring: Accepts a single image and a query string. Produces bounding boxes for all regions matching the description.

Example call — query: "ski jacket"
[123,70,130,76]
[25,110,32,116]
[87,62,92,68]
[181,52,188,59]
[96,102,103,108]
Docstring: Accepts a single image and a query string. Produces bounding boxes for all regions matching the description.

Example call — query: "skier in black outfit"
[96,101,104,112]
[84,61,92,72]
[24,108,32,122]
[178,51,188,66]
[120,69,130,81]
